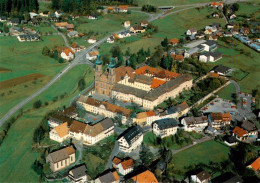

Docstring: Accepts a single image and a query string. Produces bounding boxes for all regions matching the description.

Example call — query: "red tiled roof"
[63,48,74,56]
[251,157,260,171]
[151,78,166,89]
[175,55,184,61]
[120,159,134,170]
[131,170,158,183]
[119,5,128,10]
[169,38,179,44]
[112,157,122,165]
[232,126,247,137]
[135,66,181,79]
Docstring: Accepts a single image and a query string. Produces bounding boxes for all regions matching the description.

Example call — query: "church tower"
[95,55,102,94]
[108,57,116,85]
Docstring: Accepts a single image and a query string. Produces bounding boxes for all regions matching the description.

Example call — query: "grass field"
[136,0,215,6]
[0,65,94,182]
[76,12,149,38]
[168,140,230,176]
[235,2,260,16]
[217,83,236,101]
[207,39,260,93]
[0,35,67,118]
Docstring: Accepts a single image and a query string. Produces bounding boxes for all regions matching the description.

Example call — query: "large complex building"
[152,118,178,138]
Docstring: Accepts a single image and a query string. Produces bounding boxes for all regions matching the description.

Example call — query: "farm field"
[168,140,230,177]
[0,65,94,182]
[152,6,226,39]
[0,36,66,118]
[76,12,149,38]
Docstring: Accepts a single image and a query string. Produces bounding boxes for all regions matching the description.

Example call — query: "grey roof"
[98,171,117,183]
[183,116,208,125]
[47,146,75,163]
[196,170,211,182]
[184,39,206,48]
[67,31,78,36]
[13,26,24,32]
[19,34,39,39]
[187,47,199,54]
[212,65,231,73]
[202,40,217,46]
[226,136,237,143]
[117,125,143,145]
[100,118,114,130]
[201,52,222,59]
[153,118,178,130]
[70,165,87,179]
[11,18,20,23]
[166,102,189,115]
[129,74,153,85]
[241,120,257,132]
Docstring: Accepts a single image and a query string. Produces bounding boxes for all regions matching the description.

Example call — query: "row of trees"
[141,4,157,12]
[42,46,64,63]
[0,0,39,16]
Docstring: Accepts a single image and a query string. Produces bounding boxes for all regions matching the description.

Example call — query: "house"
[224,135,238,146]
[196,33,205,39]
[191,170,211,183]
[124,21,130,28]
[55,10,63,18]
[130,170,158,183]
[200,40,217,51]
[169,38,179,45]
[68,164,89,183]
[247,157,260,171]
[67,31,79,38]
[209,112,231,128]
[118,31,131,38]
[223,31,232,37]
[211,172,243,183]
[240,28,250,35]
[199,52,222,62]
[209,35,218,41]
[186,28,197,36]
[130,25,146,34]
[66,24,74,31]
[49,122,70,142]
[71,43,85,52]
[50,13,59,21]
[107,36,115,43]
[210,65,231,76]
[0,16,7,22]
[140,20,149,27]
[152,118,178,138]
[118,5,128,13]
[232,126,248,141]
[112,157,122,169]
[226,23,234,29]
[69,120,87,141]
[210,2,224,8]
[181,116,209,132]
[61,48,74,61]
[46,146,76,172]
[86,50,99,60]
[8,18,20,25]
[212,13,219,18]
[29,12,38,19]
[17,34,39,42]
[63,106,78,119]
[40,11,49,17]
[175,54,184,62]
[88,14,97,20]
[118,158,134,175]
[204,126,219,135]
[108,7,114,12]
[48,113,73,128]
[88,36,97,44]
[117,125,143,153]
[229,14,236,19]
[135,111,156,126]
[95,170,120,183]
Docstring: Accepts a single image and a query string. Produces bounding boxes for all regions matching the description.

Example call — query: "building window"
[57,163,59,168]
[71,156,73,162]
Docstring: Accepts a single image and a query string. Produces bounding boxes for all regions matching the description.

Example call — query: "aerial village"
[0,0,260,182]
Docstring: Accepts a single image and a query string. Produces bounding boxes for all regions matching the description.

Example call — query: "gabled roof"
[70,120,87,133]
[184,116,208,125]
[117,125,143,145]
[84,118,114,137]
[169,38,179,44]
[241,120,257,132]
[136,111,155,119]
[135,66,181,79]
[53,122,69,138]
[120,158,134,170]
[131,170,158,183]
[195,170,211,182]
[212,65,231,73]
[232,126,247,137]
[63,48,74,56]
[97,171,120,182]
[112,157,122,165]
[153,118,178,130]
[48,146,75,163]
[119,5,128,10]
[250,157,260,171]
[69,165,87,179]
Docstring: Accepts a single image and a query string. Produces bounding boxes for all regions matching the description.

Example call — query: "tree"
[42,46,50,56]
[129,54,137,69]
[78,78,86,91]
[33,126,44,144]
[232,3,239,12]
[58,57,64,63]
[117,52,124,67]
[53,50,59,60]
[3,24,9,33]
[161,37,168,47]
[33,100,42,109]
[110,44,121,58]
[162,54,173,70]
[139,143,154,166]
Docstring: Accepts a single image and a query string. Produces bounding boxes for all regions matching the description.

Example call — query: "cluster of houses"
[9,26,40,42]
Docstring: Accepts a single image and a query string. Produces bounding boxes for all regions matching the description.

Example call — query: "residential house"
[240,27,250,35]
[209,35,218,41]
[117,125,143,153]
[224,135,238,146]
[29,12,38,19]
[232,126,248,141]
[17,34,39,42]
[8,18,20,25]
[69,120,87,141]
[223,31,232,37]
[247,157,260,172]
[229,14,236,19]
[88,14,97,20]
[140,20,149,27]
[152,118,178,138]
[67,31,79,38]
[0,16,7,22]
[134,111,156,126]
[199,52,222,62]
[50,13,58,21]
[118,31,131,38]
[107,36,115,43]
[55,22,68,29]
[211,172,242,183]
[108,7,114,12]
[210,2,224,8]
[86,50,99,60]
[124,21,130,28]
[118,5,128,13]
[48,113,73,128]
[68,164,88,183]
[210,65,231,76]
[46,146,76,172]
[191,170,211,183]
[186,28,197,36]
[226,23,234,29]
[205,126,219,135]
[200,40,217,51]
[181,116,209,132]
[66,24,74,31]
[71,43,85,52]
[130,170,158,183]
[61,48,74,61]
[209,112,231,128]
[212,13,220,18]
[175,54,184,62]
[55,10,63,18]
[63,106,78,119]
[169,38,179,46]
[130,25,146,34]
[49,122,70,142]
[95,170,120,183]
[88,36,97,44]
[40,11,49,17]
[118,158,134,175]
[196,33,205,39]
[112,157,122,169]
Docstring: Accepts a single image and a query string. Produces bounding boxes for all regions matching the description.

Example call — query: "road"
[0,0,248,127]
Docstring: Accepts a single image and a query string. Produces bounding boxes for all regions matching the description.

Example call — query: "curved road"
[0,0,248,127]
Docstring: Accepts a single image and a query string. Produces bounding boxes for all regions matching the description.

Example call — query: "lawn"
[152,7,226,39]
[235,2,260,16]
[0,65,94,182]
[76,12,149,37]
[207,39,260,93]
[168,140,230,176]
[217,83,236,101]
[0,36,67,118]
[136,0,215,6]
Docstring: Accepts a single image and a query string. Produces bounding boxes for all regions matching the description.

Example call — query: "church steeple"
[108,57,116,68]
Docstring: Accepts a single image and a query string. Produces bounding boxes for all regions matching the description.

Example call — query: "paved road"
[0,0,248,127]
[50,24,70,47]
